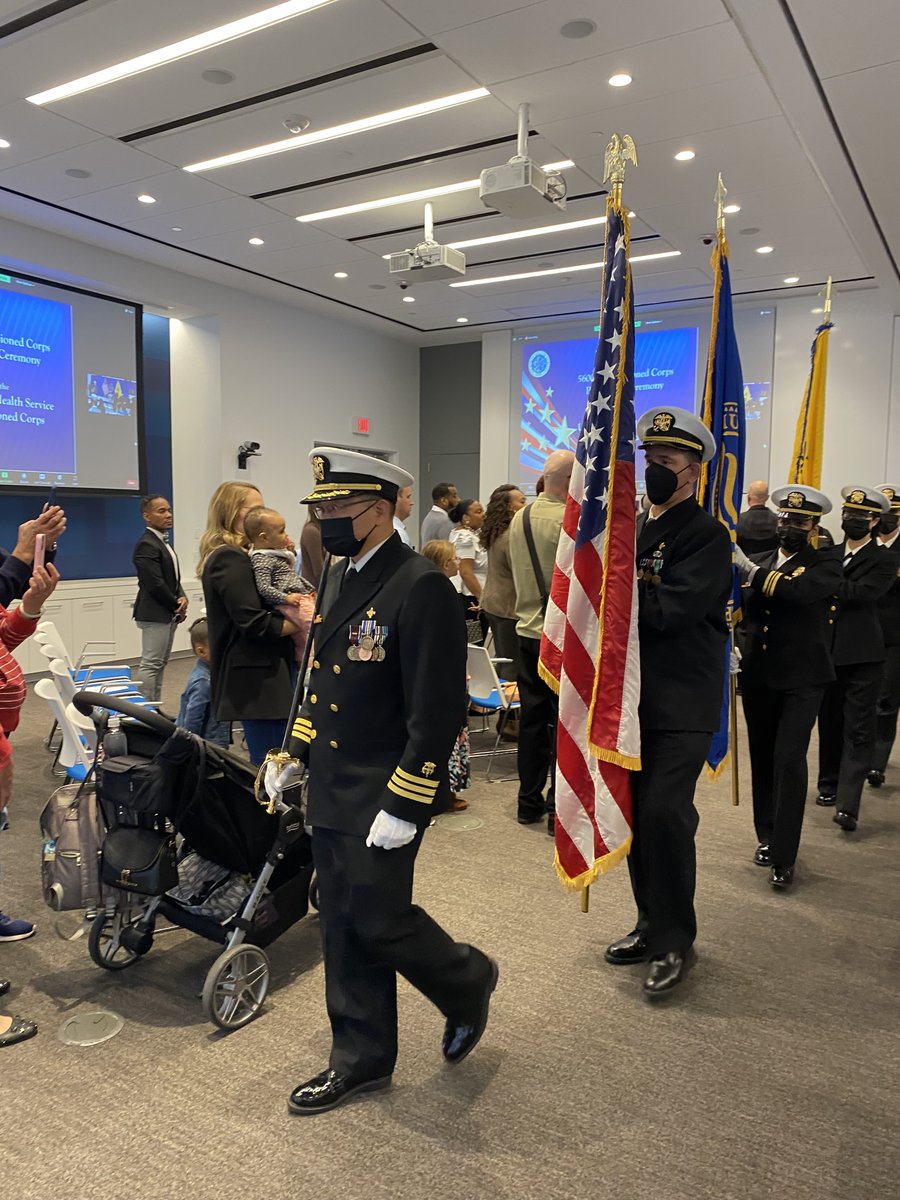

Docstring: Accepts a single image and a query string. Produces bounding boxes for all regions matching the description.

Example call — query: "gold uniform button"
[762,644,767,650]
[830,605,837,612]
[329,740,339,749]
[333,664,341,675]
[828,619,834,625]
[312,660,320,670]
[310,695,317,704]
[763,626,769,633]
[330,703,339,712]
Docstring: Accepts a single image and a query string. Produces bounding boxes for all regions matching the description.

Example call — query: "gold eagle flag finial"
[603,133,637,205]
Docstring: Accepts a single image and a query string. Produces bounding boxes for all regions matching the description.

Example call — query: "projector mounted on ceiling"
[479,103,567,219]
[388,202,467,281]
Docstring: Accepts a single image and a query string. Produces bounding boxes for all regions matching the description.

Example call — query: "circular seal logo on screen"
[528,350,551,378]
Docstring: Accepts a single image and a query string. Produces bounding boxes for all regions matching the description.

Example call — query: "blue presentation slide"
[0,289,75,474]
[519,327,699,483]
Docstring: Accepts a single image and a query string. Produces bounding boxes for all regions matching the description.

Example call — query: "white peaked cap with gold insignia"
[301,446,414,504]
[771,486,832,517]
[840,485,890,514]
[636,406,717,464]
[877,485,900,512]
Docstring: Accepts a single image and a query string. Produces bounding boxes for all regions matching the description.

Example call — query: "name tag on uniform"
[347,619,389,661]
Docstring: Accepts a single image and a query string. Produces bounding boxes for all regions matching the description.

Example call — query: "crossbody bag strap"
[522,505,550,616]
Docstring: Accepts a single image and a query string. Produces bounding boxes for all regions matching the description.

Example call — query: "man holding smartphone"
[132,495,187,701]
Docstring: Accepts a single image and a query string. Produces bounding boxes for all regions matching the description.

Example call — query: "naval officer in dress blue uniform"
[272,448,497,1116]
[867,485,900,788]
[734,486,842,888]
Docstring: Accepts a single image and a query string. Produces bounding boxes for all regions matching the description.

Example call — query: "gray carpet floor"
[1,656,898,1200]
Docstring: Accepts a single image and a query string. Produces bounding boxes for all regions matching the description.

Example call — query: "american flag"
[539,201,640,888]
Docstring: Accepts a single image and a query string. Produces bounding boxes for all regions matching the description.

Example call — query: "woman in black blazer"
[198,481,295,764]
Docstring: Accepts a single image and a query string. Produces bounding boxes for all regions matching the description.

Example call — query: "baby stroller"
[72,691,315,1031]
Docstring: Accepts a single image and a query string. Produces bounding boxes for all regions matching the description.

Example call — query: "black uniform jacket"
[741,543,842,690]
[288,533,467,836]
[830,538,897,667]
[876,537,900,648]
[736,505,779,557]
[132,530,185,622]
[636,498,733,733]
[202,544,294,722]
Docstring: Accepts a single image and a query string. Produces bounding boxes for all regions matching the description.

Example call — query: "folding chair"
[33,679,95,782]
[466,644,520,783]
[35,620,133,683]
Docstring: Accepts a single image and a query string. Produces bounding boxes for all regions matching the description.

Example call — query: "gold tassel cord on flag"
[697,173,728,510]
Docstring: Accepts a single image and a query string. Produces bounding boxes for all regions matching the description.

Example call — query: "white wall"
[479,287,900,520]
[0,216,420,586]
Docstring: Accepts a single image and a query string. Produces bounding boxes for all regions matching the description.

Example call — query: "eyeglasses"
[313,499,374,520]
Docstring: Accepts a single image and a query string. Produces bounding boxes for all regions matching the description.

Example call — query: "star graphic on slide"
[541,401,554,424]
[546,386,554,398]
[521,438,530,451]
[554,417,575,447]
[524,397,537,414]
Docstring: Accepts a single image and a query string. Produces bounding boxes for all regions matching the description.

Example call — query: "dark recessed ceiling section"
[0,0,93,41]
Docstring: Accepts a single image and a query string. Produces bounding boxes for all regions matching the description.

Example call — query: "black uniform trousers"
[817,662,883,817]
[872,643,900,773]
[516,635,557,818]
[312,827,492,1080]
[627,729,711,956]
[741,682,824,867]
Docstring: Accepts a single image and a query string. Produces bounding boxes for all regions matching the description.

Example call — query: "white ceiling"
[0,0,895,340]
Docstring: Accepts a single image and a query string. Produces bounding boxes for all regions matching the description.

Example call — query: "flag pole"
[729,665,740,807]
[824,274,833,318]
[573,132,640,916]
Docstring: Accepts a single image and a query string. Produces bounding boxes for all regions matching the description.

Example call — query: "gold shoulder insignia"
[790,565,806,577]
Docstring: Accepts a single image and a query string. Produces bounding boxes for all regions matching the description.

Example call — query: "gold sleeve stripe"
[395,767,439,791]
[388,780,433,805]
[292,721,312,742]
[390,775,434,798]
[763,571,782,597]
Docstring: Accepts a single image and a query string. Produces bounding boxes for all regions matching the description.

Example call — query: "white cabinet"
[113,594,142,661]
[72,596,115,664]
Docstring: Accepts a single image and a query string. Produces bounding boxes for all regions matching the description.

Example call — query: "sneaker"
[0,913,35,942]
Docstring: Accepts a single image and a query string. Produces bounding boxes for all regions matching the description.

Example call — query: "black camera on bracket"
[237,441,261,470]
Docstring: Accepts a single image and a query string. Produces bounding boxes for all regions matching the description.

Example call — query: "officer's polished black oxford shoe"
[834,810,858,831]
[516,812,544,825]
[443,958,499,1065]
[816,792,837,807]
[0,979,9,996]
[546,811,555,837]
[753,843,772,867]
[642,950,694,998]
[867,770,885,788]
[770,865,794,889]
[604,931,649,965]
[287,1069,391,1116]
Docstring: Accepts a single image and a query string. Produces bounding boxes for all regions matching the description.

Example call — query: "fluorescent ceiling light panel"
[28,0,337,105]
[185,88,490,173]
[297,160,574,222]
[448,250,681,287]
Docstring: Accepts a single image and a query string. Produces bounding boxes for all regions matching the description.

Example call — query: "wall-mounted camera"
[237,441,261,470]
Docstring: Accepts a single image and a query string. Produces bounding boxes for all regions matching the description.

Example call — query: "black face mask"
[645,462,690,506]
[777,527,810,556]
[841,516,872,542]
[879,514,899,535]
[320,502,378,558]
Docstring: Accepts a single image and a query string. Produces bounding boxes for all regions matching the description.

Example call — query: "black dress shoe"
[770,865,794,889]
[287,1069,391,1116]
[604,931,649,965]
[517,811,544,825]
[642,950,693,998]
[546,811,555,836]
[867,770,885,789]
[816,792,837,807]
[0,979,9,997]
[753,843,772,867]
[833,810,858,831]
[442,958,499,1065]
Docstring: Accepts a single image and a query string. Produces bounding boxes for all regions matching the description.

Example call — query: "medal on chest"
[348,618,389,661]
[637,541,665,585]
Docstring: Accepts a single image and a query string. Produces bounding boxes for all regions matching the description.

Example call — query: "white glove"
[366,809,417,850]
[264,759,304,803]
[729,647,742,676]
[733,545,757,580]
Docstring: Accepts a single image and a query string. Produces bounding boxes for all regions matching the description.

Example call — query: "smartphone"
[34,533,46,570]
[47,485,57,509]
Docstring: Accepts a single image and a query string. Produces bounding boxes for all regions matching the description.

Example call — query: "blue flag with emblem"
[697,225,746,779]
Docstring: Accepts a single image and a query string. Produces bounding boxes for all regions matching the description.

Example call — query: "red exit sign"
[353,416,370,435]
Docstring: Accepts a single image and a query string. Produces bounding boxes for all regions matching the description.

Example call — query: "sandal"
[0,1015,38,1047]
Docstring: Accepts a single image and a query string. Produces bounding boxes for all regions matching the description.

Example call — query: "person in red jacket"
[0,562,60,1047]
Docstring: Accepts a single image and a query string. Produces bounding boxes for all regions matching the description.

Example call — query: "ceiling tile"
[0,99,100,169]
[64,167,237,221]
[786,0,900,77]
[0,138,173,200]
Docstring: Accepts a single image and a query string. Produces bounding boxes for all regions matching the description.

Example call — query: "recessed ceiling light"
[628,210,636,218]
[185,87,490,173]
[756,245,774,254]
[674,150,695,162]
[171,226,183,232]
[0,139,10,149]
[333,271,348,278]
[723,203,741,214]
[448,250,682,288]
[608,73,632,87]
[137,194,156,204]
[402,295,416,302]
[784,276,800,284]
[28,0,338,105]
[64,167,91,179]
[456,317,469,323]
[812,307,824,314]
[248,237,265,245]
[560,19,597,38]
[296,160,573,222]
[201,69,235,85]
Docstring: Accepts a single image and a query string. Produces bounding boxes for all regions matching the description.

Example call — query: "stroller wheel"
[88,909,146,971]
[202,944,270,1031]
[308,872,319,912]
